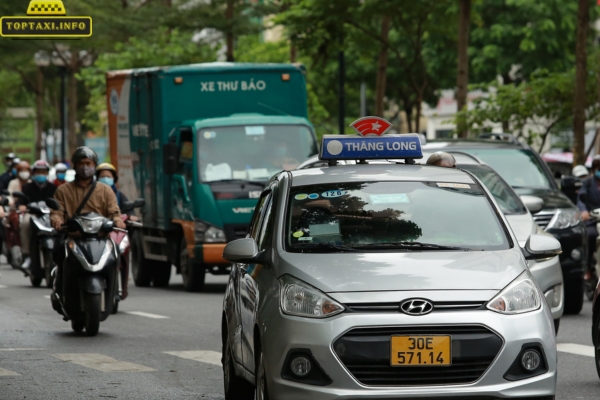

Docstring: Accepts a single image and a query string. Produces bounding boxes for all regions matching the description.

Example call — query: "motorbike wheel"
[29,276,42,287]
[131,230,153,287]
[112,298,119,314]
[593,307,600,379]
[71,318,84,333]
[84,293,101,337]
[180,237,205,292]
[564,278,585,314]
[43,250,54,289]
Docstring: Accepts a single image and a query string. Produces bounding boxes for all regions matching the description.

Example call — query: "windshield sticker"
[322,190,347,198]
[309,223,340,236]
[437,183,471,189]
[308,193,319,199]
[203,131,216,139]
[295,193,308,200]
[293,231,304,238]
[245,126,266,136]
[298,237,313,241]
[370,193,410,204]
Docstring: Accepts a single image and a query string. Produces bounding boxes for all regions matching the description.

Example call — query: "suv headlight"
[194,220,226,243]
[280,275,344,318]
[487,270,541,314]
[546,208,580,230]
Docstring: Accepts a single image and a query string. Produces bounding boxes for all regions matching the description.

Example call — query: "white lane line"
[164,350,222,366]
[51,353,156,372]
[0,348,44,351]
[43,295,50,299]
[124,311,169,319]
[557,343,595,358]
[0,367,20,376]
[0,285,7,288]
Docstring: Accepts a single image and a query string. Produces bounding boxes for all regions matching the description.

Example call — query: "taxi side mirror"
[522,234,562,260]
[520,195,544,214]
[223,238,261,263]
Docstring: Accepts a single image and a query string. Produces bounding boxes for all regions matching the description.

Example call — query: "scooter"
[109,198,145,314]
[4,208,22,271]
[0,193,9,264]
[586,208,600,300]
[46,198,121,337]
[28,200,56,288]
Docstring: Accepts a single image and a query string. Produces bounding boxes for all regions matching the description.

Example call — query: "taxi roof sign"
[320,133,423,162]
[27,1,66,16]
[350,116,392,136]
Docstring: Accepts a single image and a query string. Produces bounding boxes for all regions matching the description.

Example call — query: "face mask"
[12,168,16,176]
[98,177,114,187]
[57,173,66,181]
[76,166,96,179]
[274,147,287,157]
[33,175,47,184]
[595,171,600,180]
[18,171,30,180]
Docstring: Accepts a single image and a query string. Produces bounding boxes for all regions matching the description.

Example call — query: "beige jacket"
[50,180,122,225]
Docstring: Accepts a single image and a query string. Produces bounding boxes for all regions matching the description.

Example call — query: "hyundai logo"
[400,299,434,316]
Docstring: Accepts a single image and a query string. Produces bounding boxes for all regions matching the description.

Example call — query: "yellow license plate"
[390,335,451,366]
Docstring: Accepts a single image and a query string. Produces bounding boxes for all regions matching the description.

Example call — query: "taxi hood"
[276,250,524,293]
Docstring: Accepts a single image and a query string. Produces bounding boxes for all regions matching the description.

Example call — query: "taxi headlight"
[280,275,344,318]
[546,208,580,230]
[487,271,541,314]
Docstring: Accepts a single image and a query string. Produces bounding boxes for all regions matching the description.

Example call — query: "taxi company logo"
[1,1,93,39]
[350,116,392,136]
[400,299,433,316]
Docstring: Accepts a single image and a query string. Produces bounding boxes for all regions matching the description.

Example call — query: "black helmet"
[71,146,98,166]
[592,155,600,171]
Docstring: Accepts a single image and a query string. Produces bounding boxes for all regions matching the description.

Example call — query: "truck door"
[171,126,195,221]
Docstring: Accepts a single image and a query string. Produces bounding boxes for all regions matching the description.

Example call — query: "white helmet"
[572,165,588,178]
[54,163,68,172]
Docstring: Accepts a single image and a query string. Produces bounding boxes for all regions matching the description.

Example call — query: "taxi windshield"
[286,181,511,252]
[198,124,317,182]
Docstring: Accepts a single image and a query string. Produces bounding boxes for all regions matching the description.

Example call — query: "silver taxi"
[221,127,560,399]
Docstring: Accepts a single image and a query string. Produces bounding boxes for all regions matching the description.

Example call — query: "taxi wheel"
[594,308,600,379]
[255,347,270,400]
[223,335,253,400]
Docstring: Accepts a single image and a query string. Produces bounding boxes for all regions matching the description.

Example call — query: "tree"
[456,0,471,137]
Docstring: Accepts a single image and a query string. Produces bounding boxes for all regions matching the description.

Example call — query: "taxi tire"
[180,237,205,292]
[223,336,253,400]
[564,279,584,314]
[255,347,270,400]
[593,307,600,379]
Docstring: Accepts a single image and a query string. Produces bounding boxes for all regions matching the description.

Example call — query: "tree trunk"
[573,0,590,167]
[67,53,79,157]
[290,43,297,63]
[415,100,422,133]
[225,1,234,62]
[374,16,391,117]
[403,103,413,133]
[456,0,471,138]
[35,67,44,160]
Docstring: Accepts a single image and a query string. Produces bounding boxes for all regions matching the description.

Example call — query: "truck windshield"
[286,181,510,252]
[463,149,552,189]
[198,124,317,182]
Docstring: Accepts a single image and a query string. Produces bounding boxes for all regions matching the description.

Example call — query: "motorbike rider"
[0,153,21,193]
[577,155,600,281]
[7,160,32,205]
[426,152,457,168]
[18,160,57,273]
[96,163,129,210]
[53,163,69,186]
[573,165,589,180]
[50,147,125,293]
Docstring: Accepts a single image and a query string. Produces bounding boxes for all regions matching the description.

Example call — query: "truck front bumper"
[193,243,228,265]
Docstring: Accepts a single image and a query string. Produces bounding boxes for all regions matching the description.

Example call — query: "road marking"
[0,285,7,288]
[0,367,20,376]
[124,311,169,319]
[164,350,222,366]
[557,343,595,358]
[0,348,44,351]
[51,353,156,372]
[43,295,50,299]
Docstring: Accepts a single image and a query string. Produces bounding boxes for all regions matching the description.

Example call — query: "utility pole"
[456,0,471,138]
[338,34,345,135]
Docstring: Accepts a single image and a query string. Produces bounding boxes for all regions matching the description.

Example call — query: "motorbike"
[28,200,56,288]
[0,193,9,263]
[586,208,600,300]
[46,198,122,336]
[109,199,145,314]
[2,194,22,271]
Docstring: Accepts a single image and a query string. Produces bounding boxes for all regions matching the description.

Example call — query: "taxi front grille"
[345,301,485,313]
[532,211,555,230]
[333,325,502,386]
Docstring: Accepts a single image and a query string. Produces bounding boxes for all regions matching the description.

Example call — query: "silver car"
[221,162,559,399]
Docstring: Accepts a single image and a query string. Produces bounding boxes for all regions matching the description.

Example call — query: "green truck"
[106,63,318,291]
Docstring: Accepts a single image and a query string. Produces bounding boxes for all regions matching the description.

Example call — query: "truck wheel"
[131,230,153,287]
[180,237,205,292]
[152,262,172,287]
[564,278,584,314]
[84,293,101,337]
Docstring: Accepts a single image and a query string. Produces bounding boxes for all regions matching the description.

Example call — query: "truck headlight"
[280,275,344,318]
[487,271,541,314]
[194,220,226,243]
[546,208,581,230]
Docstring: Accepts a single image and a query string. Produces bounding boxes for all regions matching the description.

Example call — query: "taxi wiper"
[296,243,357,252]
[209,179,266,186]
[353,241,471,251]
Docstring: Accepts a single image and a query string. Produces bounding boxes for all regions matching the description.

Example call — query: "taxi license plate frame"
[390,335,452,367]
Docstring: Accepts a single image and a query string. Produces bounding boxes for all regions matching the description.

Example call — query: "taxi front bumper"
[261,299,557,399]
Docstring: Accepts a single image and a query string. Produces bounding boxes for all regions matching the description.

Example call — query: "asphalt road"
[0,258,599,400]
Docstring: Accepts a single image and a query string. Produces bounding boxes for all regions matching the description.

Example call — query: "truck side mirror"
[163,143,178,175]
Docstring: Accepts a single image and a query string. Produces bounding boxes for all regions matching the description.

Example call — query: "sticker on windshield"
[245,126,266,136]
[322,190,347,198]
[437,183,471,189]
[370,194,409,204]
[203,131,216,139]
[295,193,308,200]
[308,193,319,199]
[293,231,304,238]
[298,237,313,241]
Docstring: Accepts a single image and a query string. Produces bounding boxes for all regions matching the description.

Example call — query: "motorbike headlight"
[79,218,104,234]
[280,275,344,318]
[194,220,226,243]
[118,234,130,254]
[487,271,542,314]
[546,208,581,230]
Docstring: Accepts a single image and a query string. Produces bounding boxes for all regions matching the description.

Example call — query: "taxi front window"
[198,124,317,182]
[286,181,510,252]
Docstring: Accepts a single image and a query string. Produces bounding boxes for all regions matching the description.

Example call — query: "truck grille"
[532,211,555,230]
[333,325,502,386]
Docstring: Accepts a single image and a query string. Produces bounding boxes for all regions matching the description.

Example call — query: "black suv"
[423,133,586,314]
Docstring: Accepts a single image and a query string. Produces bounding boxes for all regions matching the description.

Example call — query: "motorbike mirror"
[1,189,9,196]
[12,191,29,202]
[120,201,135,213]
[0,197,8,206]
[591,208,600,219]
[560,175,582,192]
[133,198,145,209]
[45,198,61,210]
[102,220,114,232]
